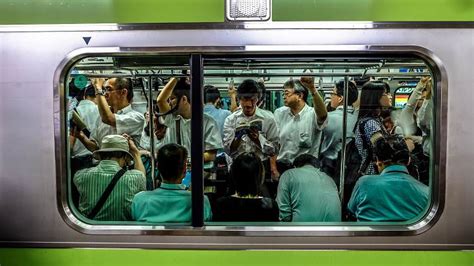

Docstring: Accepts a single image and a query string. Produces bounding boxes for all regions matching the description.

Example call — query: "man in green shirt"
[74,134,146,221]
[131,143,212,223]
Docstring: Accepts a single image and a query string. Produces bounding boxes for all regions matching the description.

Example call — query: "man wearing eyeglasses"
[223,79,280,181]
[76,78,145,152]
[273,77,328,175]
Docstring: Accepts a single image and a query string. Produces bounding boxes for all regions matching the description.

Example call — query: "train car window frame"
[54,45,446,236]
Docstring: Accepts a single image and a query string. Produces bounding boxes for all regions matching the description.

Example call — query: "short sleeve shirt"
[320,106,358,160]
[91,104,145,147]
[274,104,327,163]
[223,107,280,160]
[72,99,100,157]
[159,113,223,155]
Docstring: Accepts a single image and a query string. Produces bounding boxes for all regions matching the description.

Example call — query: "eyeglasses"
[329,92,341,97]
[283,90,297,97]
[104,86,124,94]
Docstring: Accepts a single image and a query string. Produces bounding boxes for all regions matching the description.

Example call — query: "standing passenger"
[203,85,232,138]
[319,80,359,178]
[223,79,280,180]
[273,77,328,174]
[76,78,145,152]
[156,78,222,163]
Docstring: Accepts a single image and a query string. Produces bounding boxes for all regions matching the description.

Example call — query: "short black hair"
[173,77,190,102]
[335,80,359,106]
[157,143,188,181]
[237,79,261,98]
[373,135,410,165]
[283,79,309,102]
[230,152,264,196]
[204,85,220,103]
[293,154,319,168]
[114,78,134,102]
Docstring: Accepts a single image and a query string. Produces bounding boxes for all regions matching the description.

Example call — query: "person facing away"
[203,84,232,139]
[74,134,146,221]
[319,80,359,178]
[348,134,429,222]
[131,143,212,222]
[276,154,341,222]
[76,77,145,153]
[213,152,279,221]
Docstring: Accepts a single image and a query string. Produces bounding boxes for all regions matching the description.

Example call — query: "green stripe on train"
[0,249,473,266]
[0,0,472,24]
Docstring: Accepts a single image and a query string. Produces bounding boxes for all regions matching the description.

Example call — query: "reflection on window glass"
[203,56,432,224]
[66,55,433,226]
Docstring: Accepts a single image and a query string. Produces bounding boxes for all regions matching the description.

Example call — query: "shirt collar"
[204,104,216,111]
[380,164,409,175]
[335,105,354,111]
[116,104,132,114]
[98,160,123,171]
[160,182,186,190]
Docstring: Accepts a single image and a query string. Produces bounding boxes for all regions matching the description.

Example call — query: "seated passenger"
[76,78,145,153]
[213,152,279,221]
[276,154,341,222]
[74,134,146,221]
[348,135,429,222]
[131,143,212,222]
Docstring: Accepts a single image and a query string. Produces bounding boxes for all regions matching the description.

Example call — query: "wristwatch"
[95,89,106,96]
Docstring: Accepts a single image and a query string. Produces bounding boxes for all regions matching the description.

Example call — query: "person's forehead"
[105,78,116,87]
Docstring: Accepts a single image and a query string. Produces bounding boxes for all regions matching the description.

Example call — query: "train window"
[62,52,436,232]
[66,55,196,225]
[202,55,433,225]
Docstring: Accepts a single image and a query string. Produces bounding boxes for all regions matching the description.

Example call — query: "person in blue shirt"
[203,85,232,138]
[276,154,341,222]
[348,134,429,222]
[131,143,212,223]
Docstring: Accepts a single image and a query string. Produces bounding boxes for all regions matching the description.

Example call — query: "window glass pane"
[202,55,433,225]
[66,55,192,225]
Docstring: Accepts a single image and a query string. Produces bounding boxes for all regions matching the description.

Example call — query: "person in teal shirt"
[276,154,341,222]
[348,134,429,222]
[131,143,212,223]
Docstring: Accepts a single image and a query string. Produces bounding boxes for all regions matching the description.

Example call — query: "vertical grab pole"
[339,76,350,202]
[147,76,155,189]
[190,54,204,227]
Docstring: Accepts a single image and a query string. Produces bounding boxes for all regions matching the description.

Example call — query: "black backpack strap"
[87,168,127,220]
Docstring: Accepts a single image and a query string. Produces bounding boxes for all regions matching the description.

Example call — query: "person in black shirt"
[213,152,279,222]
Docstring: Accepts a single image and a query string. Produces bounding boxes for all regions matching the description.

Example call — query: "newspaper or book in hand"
[235,118,263,138]
[71,110,91,137]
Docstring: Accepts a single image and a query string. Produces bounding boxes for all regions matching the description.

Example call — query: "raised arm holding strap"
[87,168,127,220]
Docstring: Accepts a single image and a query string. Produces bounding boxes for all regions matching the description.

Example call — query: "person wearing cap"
[273,77,328,174]
[347,135,429,222]
[319,80,359,179]
[223,79,280,180]
[76,78,145,153]
[74,134,146,221]
[131,143,212,222]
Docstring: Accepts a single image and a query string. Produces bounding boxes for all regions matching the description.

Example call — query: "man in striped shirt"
[74,134,146,221]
